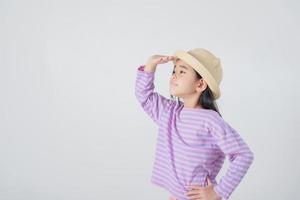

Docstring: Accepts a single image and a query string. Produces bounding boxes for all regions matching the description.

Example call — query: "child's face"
[169,59,205,98]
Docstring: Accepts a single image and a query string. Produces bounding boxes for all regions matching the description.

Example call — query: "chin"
[170,92,182,98]
[169,89,177,96]
[170,88,184,97]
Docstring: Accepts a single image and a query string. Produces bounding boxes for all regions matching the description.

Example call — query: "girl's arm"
[135,64,173,125]
[210,118,254,200]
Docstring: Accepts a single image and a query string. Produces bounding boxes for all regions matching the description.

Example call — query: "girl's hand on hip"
[184,177,222,200]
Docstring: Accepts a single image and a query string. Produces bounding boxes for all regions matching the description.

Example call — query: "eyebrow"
[174,65,189,70]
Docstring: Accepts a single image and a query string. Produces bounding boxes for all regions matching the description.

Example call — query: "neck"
[183,102,203,109]
[180,95,203,109]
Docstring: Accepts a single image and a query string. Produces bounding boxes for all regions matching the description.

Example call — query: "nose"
[172,73,177,80]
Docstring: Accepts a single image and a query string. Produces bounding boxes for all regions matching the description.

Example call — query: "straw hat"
[172,48,223,100]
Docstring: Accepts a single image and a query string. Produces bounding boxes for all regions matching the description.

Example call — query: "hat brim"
[172,50,221,100]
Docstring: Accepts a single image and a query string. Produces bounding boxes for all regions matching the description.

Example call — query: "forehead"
[174,59,193,70]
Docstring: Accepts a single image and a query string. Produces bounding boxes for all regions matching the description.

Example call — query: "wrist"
[144,63,157,72]
[213,186,222,200]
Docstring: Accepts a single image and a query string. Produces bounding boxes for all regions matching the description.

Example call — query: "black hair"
[170,61,222,117]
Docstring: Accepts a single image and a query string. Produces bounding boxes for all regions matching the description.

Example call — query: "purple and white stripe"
[135,65,254,200]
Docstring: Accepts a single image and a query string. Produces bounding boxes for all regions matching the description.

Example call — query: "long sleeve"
[209,118,254,200]
[135,65,173,125]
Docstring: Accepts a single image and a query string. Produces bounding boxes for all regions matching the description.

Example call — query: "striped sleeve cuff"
[214,184,229,200]
[138,65,145,71]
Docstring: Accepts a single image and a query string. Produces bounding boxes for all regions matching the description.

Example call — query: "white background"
[1,0,299,199]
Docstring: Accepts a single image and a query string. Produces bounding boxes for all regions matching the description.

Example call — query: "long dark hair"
[170,65,222,117]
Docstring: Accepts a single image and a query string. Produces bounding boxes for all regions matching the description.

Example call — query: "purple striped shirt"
[135,65,254,200]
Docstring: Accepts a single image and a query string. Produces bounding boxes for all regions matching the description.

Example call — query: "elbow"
[250,150,254,163]
[134,86,143,104]
[134,91,140,104]
[246,149,254,166]
[240,144,254,165]
[134,89,139,101]
[237,148,254,166]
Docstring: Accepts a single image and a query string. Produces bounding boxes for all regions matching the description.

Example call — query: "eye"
[172,70,185,74]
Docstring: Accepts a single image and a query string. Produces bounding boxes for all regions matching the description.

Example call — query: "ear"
[195,79,207,93]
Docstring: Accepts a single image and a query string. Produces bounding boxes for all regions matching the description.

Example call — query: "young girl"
[135,48,254,200]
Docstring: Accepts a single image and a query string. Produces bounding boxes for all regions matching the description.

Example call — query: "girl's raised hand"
[146,55,175,66]
[144,55,175,72]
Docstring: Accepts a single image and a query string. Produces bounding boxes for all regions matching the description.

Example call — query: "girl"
[135,48,254,200]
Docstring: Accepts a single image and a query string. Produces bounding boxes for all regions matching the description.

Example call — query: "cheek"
[179,80,196,91]
[180,77,193,86]
[184,83,196,91]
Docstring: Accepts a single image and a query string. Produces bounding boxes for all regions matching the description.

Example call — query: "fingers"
[158,56,175,63]
[185,189,199,195]
[149,55,176,65]
[185,190,203,200]
[187,185,202,190]
[187,194,201,200]
[185,185,204,195]
[167,56,175,60]
[206,176,213,186]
